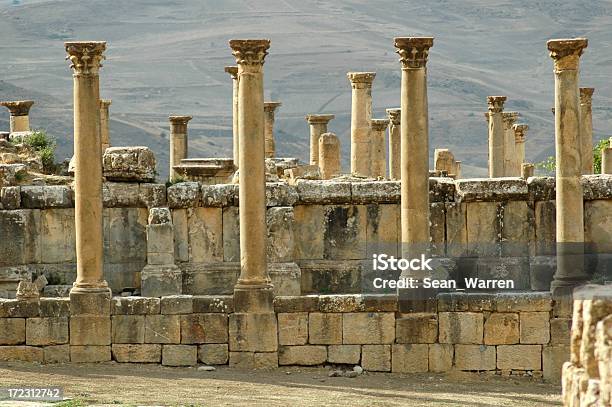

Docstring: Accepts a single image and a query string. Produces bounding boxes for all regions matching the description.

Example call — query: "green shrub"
[593,138,610,174]
[20,130,57,173]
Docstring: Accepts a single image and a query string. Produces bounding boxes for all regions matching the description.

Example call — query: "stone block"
[497,345,541,370]
[0,318,25,344]
[273,296,320,313]
[167,182,202,209]
[550,318,572,345]
[229,351,254,368]
[40,209,76,263]
[0,345,43,362]
[456,178,528,202]
[299,260,362,295]
[278,345,326,365]
[180,313,228,344]
[141,264,182,297]
[319,294,364,312]
[534,200,556,255]
[0,186,20,210]
[585,199,612,253]
[70,345,111,363]
[484,313,519,345]
[181,262,237,296]
[161,295,193,314]
[361,344,390,372]
[396,314,438,344]
[139,183,167,208]
[269,262,301,297]
[20,185,73,208]
[292,205,325,260]
[439,312,483,344]
[501,201,534,257]
[229,312,278,352]
[222,206,240,261]
[198,344,228,365]
[428,344,454,372]
[172,209,189,262]
[295,180,352,204]
[39,298,70,318]
[437,292,469,312]
[162,344,197,366]
[112,315,145,344]
[266,207,295,263]
[278,313,308,346]
[188,207,223,262]
[391,344,428,373]
[365,204,399,257]
[528,176,555,201]
[446,202,467,257]
[342,312,394,344]
[467,293,495,312]
[146,223,174,261]
[144,315,180,344]
[0,210,41,267]
[254,352,279,369]
[323,205,367,260]
[103,146,156,182]
[26,317,69,345]
[102,183,140,207]
[70,316,111,346]
[543,345,569,383]
[0,299,40,318]
[327,345,361,364]
[430,202,446,256]
[265,182,299,207]
[309,313,342,344]
[43,345,70,363]
[520,312,550,344]
[351,181,400,204]
[495,292,552,312]
[362,294,398,312]
[69,290,111,316]
[430,177,457,202]
[112,344,161,363]
[454,344,496,371]
[192,295,234,313]
[466,201,500,256]
[104,207,147,266]
[111,297,160,315]
[201,184,237,207]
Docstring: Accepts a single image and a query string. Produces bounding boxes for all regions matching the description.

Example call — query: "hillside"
[1,0,611,180]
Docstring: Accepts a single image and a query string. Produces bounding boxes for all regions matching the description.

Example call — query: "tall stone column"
[486,96,507,178]
[99,99,111,152]
[264,101,281,158]
[602,138,612,174]
[0,100,34,133]
[370,118,389,178]
[305,114,334,166]
[347,72,375,177]
[318,132,341,179]
[168,115,192,181]
[386,108,401,180]
[548,38,589,294]
[225,66,240,167]
[502,111,519,176]
[513,123,528,173]
[580,87,595,174]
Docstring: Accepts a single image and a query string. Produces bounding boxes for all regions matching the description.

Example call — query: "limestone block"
[192,295,234,313]
[550,318,572,345]
[466,293,495,312]
[428,344,453,372]
[70,316,111,346]
[273,296,320,313]
[112,344,161,363]
[42,285,72,299]
[439,312,483,344]
[0,299,40,318]
[466,201,500,256]
[293,205,325,260]
[446,202,467,257]
[362,294,398,312]
[456,178,528,202]
[596,316,612,406]
[0,210,41,266]
[299,260,362,295]
[141,265,182,297]
[266,182,299,207]
[201,184,237,207]
[454,344,496,371]
[527,176,555,201]
[585,200,612,252]
[266,207,294,263]
[188,207,223,262]
[104,207,147,264]
[279,345,326,365]
[144,315,180,344]
[198,344,228,365]
[319,294,364,313]
[430,202,446,256]
[483,313,519,345]
[437,292,469,312]
[112,315,145,344]
[520,312,550,344]
[501,201,534,257]
[103,146,156,182]
[102,183,140,207]
[229,313,278,352]
[162,344,197,366]
[161,295,193,314]
[497,345,542,370]
[254,352,279,369]
[327,345,361,364]
[430,177,457,203]
[396,313,438,344]
[295,180,351,204]
[0,345,43,362]
[181,262,237,296]
[391,344,428,373]
[534,200,556,255]
[26,317,69,345]
[495,292,552,312]
[180,313,228,344]
[0,318,25,344]
[543,345,569,383]
[269,262,301,297]
[167,182,201,209]
[41,209,76,263]
[111,297,160,315]
[361,344,391,372]
[578,289,612,378]
[222,206,240,262]
[139,183,167,208]
[147,223,174,261]
[582,174,612,200]
[43,344,70,363]
[172,209,189,262]
[323,205,367,260]
[342,312,394,344]
[69,290,110,316]
[351,181,400,204]
[309,312,342,344]
[278,312,308,346]
[229,351,254,368]
[20,186,73,208]
[70,345,111,363]
[0,186,21,209]
[365,204,399,257]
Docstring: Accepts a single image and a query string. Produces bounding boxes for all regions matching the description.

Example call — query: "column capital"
[579,87,595,105]
[229,39,270,69]
[65,41,106,75]
[347,72,376,89]
[513,123,529,142]
[0,100,34,116]
[264,101,282,112]
[224,66,239,79]
[394,37,434,69]
[386,108,401,125]
[169,115,192,126]
[371,118,390,131]
[487,96,507,113]
[502,111,519,128]
[305,114,335,124]
[547,38,588,71]
[100,99,112,108]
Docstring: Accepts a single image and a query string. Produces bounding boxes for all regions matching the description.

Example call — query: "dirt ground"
[0,362,561,407]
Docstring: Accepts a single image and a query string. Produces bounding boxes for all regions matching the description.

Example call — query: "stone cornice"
[394,37,434,69]
[386,108,401,125]
[371,118,390,131]
[65,41,106,75]
[305,114,335,124]
[229,39,270,69]
[0,100,34,116]
[547,38,588,71]
[487,96,507,113]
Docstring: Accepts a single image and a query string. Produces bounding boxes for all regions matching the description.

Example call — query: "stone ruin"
[0,37,610,405]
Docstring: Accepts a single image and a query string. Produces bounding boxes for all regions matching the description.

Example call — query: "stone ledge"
[456,178,528,202]
[167,182,202,208]
[0,186,20,210]
[20,186,73,209]
[351,181,400,204]
[295,180,352,204]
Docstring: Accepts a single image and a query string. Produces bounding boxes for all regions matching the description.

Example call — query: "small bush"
[20,130,57,173]
[593,138,609,174]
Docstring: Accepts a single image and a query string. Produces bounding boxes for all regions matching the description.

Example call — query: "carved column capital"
[502,111,519,128]
[0,100,34,116]
[487,96,507,113]
[229,39,270,72]
[347,72,376,89]
[264,101,282,113]
[65,41,106,75]
[394,37,434,69]
[100,99,112,109]
[547,38,588,71]
[371,118,390,131]
[513,123,529,142]
[580,87,594,105]
[305,114,335,125]
[224,66,239,80]
[386,108,401,125]
[169,115,192,126]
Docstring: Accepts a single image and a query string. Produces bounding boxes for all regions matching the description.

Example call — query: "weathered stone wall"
[1,175,611,297]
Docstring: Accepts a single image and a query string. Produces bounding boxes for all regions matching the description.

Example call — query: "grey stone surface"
[103,146,156,182]
[20,186,73,208]
[456,178,528,202]
[167,182,201,208]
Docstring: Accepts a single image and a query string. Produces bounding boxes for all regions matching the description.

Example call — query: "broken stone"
[103,146,156,182]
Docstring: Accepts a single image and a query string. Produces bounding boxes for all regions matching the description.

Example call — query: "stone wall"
[1,175,611,297]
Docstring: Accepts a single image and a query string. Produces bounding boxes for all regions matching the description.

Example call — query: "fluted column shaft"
[347,72,375,177]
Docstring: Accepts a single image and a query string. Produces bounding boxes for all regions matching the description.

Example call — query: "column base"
[229,312,278,353]
[69,288,111,316]
[233,284,274,313]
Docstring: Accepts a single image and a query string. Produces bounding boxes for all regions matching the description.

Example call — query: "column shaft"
[348,72,375,177]
[580,88,594,174]
[486,96,507,178]
[100,99,111,152]
[225,67,240,167]
[386,108,401,180]
[319,132,341,179]
[602,141,612,174]
[370,119,389,178]
[169,116,191,181]
[502,112,519,176]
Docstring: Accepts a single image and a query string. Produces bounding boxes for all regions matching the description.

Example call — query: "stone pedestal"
[486,96,507,178]
[513,123,528,173]
[347,72,375,177]
[305,114,334,166]
[502,111,519,176]
[169,116,192,181]
[225,66,240,167]
[602,138,612,175]
[99,99,111,152]
[0,100,34,133]
[386,108,401,180]
[579,87,594,174]
[521,163,535,179]
[264,102,281,159]
[370,118,389,178]
[318,132,341,180]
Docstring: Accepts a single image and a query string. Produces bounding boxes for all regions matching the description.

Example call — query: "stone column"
[521,163,535,179]
[0,100,34,133]
[513,123,528,172]
[99,99,111,152]
[580,87,595,174]
[225,66,240,167]
[305,114,334,166]
[370,118,389,178]
[502,111,519,176]
[386,108,401,180]
[318,132,341,179]
[168,115,192,181]
[347,72,375,177]
[264,101,281,158]
[547,38,589,294]
[602,138,612,175]
[486,96,507,178]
